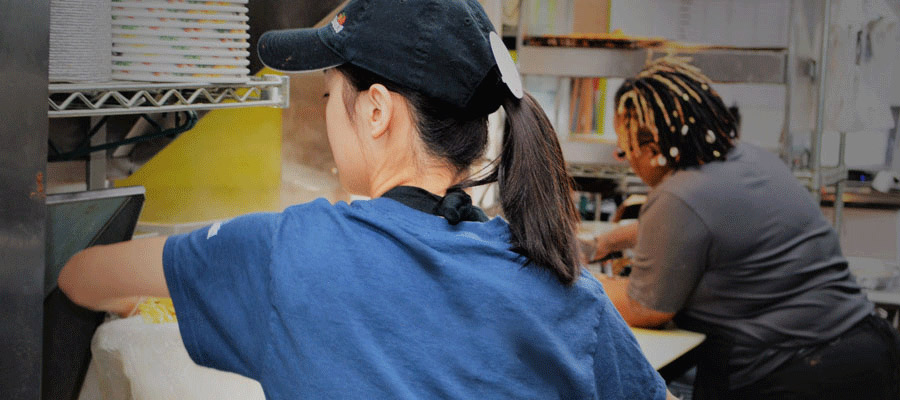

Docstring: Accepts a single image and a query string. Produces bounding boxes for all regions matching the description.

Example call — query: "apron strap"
[381,186,489,224]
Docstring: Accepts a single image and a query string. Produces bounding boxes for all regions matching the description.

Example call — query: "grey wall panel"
[0,0,49,399]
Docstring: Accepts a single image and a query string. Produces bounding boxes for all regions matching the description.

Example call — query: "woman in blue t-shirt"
[59,0,674,398]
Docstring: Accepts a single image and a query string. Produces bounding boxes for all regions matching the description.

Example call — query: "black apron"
[380,186,488,224]
[689,313,900,399]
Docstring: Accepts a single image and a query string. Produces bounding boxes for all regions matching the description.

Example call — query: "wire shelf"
[48,74,289,118]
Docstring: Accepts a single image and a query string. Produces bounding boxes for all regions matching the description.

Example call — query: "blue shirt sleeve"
[593,296,668,400]
[162,212,279,380]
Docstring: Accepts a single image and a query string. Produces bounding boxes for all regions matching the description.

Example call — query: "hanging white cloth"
[824,0,898,133]
[860,0,900,107]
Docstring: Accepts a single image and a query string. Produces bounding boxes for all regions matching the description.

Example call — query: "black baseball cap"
[257,0,523,115]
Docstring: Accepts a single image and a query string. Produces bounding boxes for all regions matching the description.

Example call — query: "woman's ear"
[363,83,393,139]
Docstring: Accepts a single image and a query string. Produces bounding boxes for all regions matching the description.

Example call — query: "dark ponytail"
[490,93,581,284]
[337,64,580,285]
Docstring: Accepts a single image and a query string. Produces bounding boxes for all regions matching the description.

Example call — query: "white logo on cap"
[331,12,347,34]
[489,31,523,99]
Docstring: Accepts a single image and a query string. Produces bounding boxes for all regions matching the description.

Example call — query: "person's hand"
[577,234,614,263]
[577,236,597,264]
[591,234,614,261]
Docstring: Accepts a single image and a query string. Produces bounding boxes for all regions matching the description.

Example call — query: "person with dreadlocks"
[587,58,900,399]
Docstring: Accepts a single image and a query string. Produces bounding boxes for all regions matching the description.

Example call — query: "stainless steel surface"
[87,117,107,190]
[517,46,787,84]
[820,166,848,187]
[676,49,787,84]
[810,0,833,203]
[833,132,847,233]
[44,185,145,206]
[44,186,146,293]
[780,2,797,163]
[783,0,828,171]
[889,107,899,169]
[567,163,634,180]
[42,186,146,400]
[48,75,290,118]
[0,0,48,398]
[517,46,651,78]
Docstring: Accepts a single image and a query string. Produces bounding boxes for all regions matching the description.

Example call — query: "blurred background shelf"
[517,45,788,84]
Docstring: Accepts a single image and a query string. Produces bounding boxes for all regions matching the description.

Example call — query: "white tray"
[112,70,250,83]
[111,16,249,30]
[111,8,249,22]
[112,35,250,48]
[112,44,250,57]
[111,1,248,13]
[112,27,249,40]
[112,54,249,66]
[112,61,249,75]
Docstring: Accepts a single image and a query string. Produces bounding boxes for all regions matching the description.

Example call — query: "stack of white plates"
[50,0,112,82]
[110,0,251,83]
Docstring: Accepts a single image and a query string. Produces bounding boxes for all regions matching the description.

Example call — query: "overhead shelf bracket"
[48,74,289,118]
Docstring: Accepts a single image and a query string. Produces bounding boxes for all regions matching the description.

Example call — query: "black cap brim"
[258,27,345,73]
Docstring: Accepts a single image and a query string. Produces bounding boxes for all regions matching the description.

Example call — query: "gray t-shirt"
[629,142,873,388]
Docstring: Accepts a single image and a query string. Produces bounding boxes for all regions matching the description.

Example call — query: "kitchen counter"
[821,185,900,209]
[631,327,706,371]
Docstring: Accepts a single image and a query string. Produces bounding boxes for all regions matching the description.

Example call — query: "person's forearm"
[597,275,674,328]
[597,222,639,253]
[58,236,169,312]
[593,222,638,259]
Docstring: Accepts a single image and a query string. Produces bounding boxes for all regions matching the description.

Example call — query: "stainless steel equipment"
[0,1,49,399]
[42,186,145,400]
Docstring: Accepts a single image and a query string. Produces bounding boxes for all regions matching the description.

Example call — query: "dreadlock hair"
[613,57,739,169]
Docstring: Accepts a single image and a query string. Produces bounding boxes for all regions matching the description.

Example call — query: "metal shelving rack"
[47,74,290,190]
[4,1,294,396]
[48,74,289,118]
[515,0,847,221]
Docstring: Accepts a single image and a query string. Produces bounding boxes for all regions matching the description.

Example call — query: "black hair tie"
[434,188,487,225]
